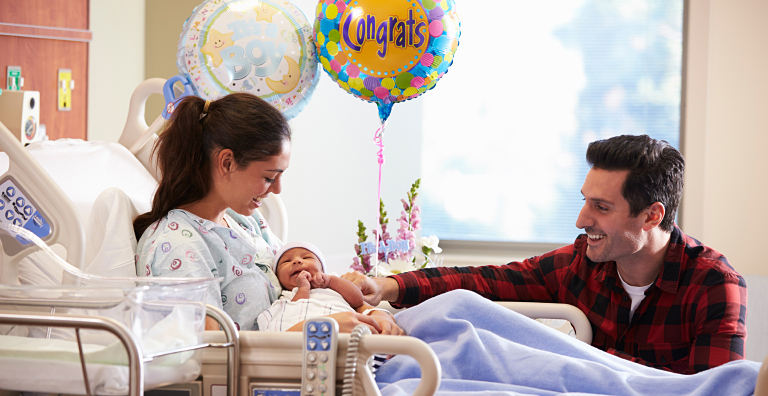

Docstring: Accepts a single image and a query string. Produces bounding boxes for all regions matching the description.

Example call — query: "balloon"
[314,0,460,122]
[177,0,320,120]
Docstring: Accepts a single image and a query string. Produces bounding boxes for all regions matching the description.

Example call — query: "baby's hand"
[296,270,312,289]
[310,272,332,289]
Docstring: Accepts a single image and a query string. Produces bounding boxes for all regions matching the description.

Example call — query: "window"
[420,0,684,244]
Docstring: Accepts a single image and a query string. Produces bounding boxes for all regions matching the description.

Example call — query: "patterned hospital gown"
[136,208,282,331]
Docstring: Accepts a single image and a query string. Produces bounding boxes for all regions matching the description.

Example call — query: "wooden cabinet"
[0,0,91,140]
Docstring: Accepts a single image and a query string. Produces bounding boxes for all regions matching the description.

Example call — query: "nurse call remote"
[301,318,338,396]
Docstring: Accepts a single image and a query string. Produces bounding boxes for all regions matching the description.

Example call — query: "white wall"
[88,0,145,142]
[681,0,768,277]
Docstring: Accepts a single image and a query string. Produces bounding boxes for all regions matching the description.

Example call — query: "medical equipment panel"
[302,318,339,396]
[0,176,52,256]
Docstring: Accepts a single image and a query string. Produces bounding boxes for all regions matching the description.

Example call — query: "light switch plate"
[57,68,72,111]
[6,66,22,91]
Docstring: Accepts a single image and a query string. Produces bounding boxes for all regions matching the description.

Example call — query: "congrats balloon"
[315,0,460,122]
[177,0,320,120]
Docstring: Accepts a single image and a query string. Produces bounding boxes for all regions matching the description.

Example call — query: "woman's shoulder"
[137,210,210,251]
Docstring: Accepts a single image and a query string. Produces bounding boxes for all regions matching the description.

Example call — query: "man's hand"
[310,271,332,289]
[340,271,398,306]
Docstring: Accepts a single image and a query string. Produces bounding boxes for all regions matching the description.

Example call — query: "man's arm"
[686,273,747,373]
[343,244,576,307]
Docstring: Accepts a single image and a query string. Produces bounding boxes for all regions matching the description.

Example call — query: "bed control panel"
[302,318,338,396]
[0,176,52,255]
[252,389,300,396]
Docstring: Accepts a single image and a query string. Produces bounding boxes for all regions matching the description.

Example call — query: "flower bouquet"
[351,179,442,277]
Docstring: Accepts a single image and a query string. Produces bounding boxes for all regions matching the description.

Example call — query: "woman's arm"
[284,311,383,334]
[354,302,405,336]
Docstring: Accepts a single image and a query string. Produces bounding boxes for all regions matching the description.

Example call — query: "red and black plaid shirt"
[390,226,747,374]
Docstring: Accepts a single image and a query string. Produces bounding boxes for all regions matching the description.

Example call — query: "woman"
[134,93,399,334]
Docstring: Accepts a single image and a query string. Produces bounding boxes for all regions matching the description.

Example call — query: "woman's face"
[275,247,323,289]
[227,139,291,216]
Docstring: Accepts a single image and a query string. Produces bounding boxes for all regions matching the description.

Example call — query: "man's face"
[575,168,647,264]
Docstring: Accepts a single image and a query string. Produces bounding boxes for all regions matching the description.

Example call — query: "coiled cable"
[342,324,372,396]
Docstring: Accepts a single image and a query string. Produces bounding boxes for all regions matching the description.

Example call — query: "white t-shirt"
[617,271,653,320]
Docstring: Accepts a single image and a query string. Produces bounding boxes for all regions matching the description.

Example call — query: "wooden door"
[0,0,91,140]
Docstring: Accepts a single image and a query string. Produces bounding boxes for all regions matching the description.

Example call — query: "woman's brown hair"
[133,93,291,239]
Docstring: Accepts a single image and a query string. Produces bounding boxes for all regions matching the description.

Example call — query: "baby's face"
[276,248,323,289]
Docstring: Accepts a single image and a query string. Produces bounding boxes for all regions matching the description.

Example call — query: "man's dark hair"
[586,135,684,232]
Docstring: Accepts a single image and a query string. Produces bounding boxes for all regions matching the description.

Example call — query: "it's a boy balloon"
[315,0,460,122]
[177,0,320,120]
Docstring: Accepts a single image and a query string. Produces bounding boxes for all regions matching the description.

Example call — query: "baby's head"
[272,241,326,290]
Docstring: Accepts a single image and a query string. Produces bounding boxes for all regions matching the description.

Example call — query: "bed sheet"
[376,290,761,396]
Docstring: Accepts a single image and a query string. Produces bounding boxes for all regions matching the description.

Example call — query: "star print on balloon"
[177,0,320,120]
[315,0,461,122]
[199,29,235,67]
[254,3,277,22]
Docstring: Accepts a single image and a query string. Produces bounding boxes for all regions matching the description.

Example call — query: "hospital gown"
[136,208,282,330]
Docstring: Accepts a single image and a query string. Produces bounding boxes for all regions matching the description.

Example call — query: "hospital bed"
[1,77,765,396]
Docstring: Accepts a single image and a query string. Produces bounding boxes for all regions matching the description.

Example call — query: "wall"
[681,0,768,277]
[143,0,201,123]
[87,0,145,142]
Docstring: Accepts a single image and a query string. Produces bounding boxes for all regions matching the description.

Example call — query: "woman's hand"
[368,310,405,336]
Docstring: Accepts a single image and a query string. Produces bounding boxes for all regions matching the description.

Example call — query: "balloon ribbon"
[373,121,386,276]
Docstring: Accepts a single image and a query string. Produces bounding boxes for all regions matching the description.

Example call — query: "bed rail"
[496,301,593,343]
[235,330,440,396]
[0,310,143,396]
[0,304,238,396]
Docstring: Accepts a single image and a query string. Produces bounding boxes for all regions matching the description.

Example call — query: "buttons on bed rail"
[0,177,52,256]
[302,318,338,396]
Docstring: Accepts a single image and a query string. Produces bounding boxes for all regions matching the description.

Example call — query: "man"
[346,135,747,374]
